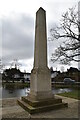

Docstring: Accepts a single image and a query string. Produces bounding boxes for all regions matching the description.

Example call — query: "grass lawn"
[57,89,80,100]
[2,82,30,88]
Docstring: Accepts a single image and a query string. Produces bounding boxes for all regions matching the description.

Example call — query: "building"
[53,67,80,82]
[23,73,31,82]
[50,67,60,82]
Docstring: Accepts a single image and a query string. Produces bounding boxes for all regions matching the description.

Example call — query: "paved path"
[0,95,80,119]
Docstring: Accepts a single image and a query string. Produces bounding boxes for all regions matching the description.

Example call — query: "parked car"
[63,78,75,84]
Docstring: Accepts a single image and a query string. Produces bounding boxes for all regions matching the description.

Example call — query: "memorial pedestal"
[18,96,68,114]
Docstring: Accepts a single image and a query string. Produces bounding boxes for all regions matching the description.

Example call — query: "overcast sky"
[0,0,79,72]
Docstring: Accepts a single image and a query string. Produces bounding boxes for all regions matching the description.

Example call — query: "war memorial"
[18,7,68,114]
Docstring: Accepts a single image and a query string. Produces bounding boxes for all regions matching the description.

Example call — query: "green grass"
[53,84,79,89]
[2,82,30,88]
[57,90,80,100]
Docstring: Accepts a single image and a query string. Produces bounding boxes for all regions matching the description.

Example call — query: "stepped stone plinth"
[18,7,68,114]
[18,96,68,114]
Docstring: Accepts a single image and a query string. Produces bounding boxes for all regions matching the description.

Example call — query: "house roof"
[67,67,79,72]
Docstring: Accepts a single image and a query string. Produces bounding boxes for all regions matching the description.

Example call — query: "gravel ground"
[0,95,80,119]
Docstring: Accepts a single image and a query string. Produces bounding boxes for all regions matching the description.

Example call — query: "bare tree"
[10,59,22,69]
[50,5,80,65]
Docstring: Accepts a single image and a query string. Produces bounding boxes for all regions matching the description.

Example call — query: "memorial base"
[17,96,68,114]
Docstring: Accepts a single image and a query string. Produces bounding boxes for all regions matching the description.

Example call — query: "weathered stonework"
[28,7,53,101]
[18,7,68,114]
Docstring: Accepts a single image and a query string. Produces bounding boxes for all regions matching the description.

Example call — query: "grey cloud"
[2,14,34,65]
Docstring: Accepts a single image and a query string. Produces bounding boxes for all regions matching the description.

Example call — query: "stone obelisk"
[78,1,80,38]
[78,1,80,21]
[18,7,68,114]
[78,2,80,68]
[29,7,53,100]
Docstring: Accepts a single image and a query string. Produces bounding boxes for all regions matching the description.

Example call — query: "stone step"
[17,99,68,114]
[21,97,62,107]
[17,99,34,114]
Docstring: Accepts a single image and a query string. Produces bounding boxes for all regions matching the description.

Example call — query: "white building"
[14,74,20,79]
[23,73,31,81]
[51,71,58,79]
